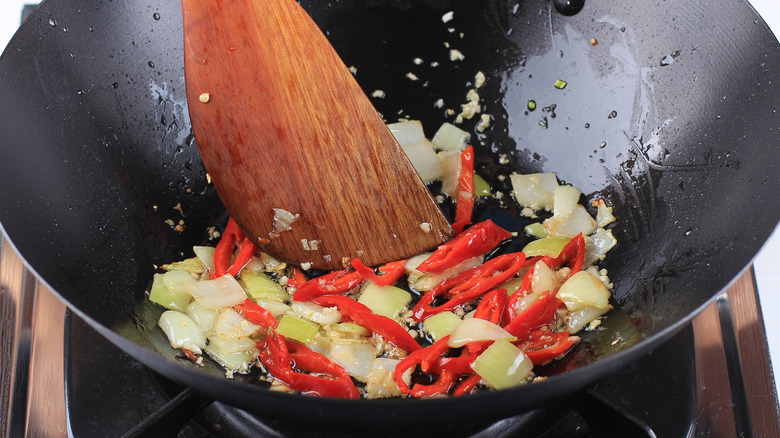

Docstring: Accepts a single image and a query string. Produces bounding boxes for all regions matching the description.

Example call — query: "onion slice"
[447,318,515,348]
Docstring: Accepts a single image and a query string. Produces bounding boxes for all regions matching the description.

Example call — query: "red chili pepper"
[415,220,511,274]
[453,373,482,397]
[292,270,363,302]
[312,295,421,352]
[451,145,475,234]
[503,291,562,339]
[394,336,458,397]
[519,331,580,365]
[257,330,359,399]
[411,253,525,321]
[350,258,408,287]
[234,298,278,329]
[546,233,586,276]
[286,267,307,291]
[503,256,543,321]
[473,288,509,325]
[212,217,259,279]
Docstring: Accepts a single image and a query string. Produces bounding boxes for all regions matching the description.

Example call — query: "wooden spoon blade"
[182,0,453,270]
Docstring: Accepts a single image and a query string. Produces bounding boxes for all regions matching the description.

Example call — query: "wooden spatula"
[181,0,453,270]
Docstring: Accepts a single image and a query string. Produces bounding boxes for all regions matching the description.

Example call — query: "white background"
[1,0,778,388]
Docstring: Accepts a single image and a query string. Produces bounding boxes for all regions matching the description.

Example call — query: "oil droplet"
[77,89,84,95]
[552,0,585,16]
[153,12,161,20]
[48,18,56,27]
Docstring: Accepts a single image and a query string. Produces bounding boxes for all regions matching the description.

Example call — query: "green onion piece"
[358,282,412,319]
[521,236,572,258]
[554,79,567,89]
[149,272,194,313]
[471,339,533,389]
[276,315,320,344]
[524,222,547,238]
[473,174,493,197]
[527,100,536,110]
[240,270,287,302]
[422,311,462,341]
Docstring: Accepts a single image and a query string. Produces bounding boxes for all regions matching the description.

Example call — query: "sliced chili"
[503,291,561,339]
[473,288,509,325]
[394,336,457,397]
[411,252,525,321]
[351,258,408,287]
[415,220,512,274]
[519,331,580,366]
[257,330,359,399]
[312,295,420,352]
[292,270,363,302]
[234,298,278,329]
[451,145,475,234]
[286,267,307,291]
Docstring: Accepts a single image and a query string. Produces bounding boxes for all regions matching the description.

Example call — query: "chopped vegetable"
[510,172,559,211]
[452,145,475,234]
[415,220,511,274]
[471,339,533,389]
[554,79,568,89]
[186,274,247,310]
[524,222,547,238]
[357,282,412,319]
[276,315,320,344]
[448,317,515,348]
[158,311,206,355]
[473,174,492,197]
[431,122,470,151]
[149,272,193,313]
[521,236,571,258]
[205,337,258,373]
[422,311,462,341]
[240,270,287,302]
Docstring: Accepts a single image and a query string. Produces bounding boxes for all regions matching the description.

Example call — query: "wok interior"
[1,0,778,422]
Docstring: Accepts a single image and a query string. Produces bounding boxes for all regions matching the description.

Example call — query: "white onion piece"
[556,271,611,311]
[431,122,470,151]
[552,185,582,218]
[158,311,206,354]
[593,199,617,227]
[438,150,462,197]
[565,305,610,334]
[583,228,618,266]
[187,275,248,310]
[447,318,515,348]
[186,301,219,333]
[292,301,342,325]
[531,261,559,295]
[512,292,540,315]
[387,120,425,146]
[544,205,597,237]
[400,140,443,182]
[213,308,263,340]
[364,358,402,399]
[205,337,258,373]
[329,341,377,382]
[510,172,559,211]
[193,246,216,273]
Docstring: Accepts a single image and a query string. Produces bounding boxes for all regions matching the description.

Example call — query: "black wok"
[1,0,778,428]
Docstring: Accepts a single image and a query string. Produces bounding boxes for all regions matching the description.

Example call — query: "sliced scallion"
[554,79,567,89]
[422,311,462,341]
[471,339,533,389]
[276,314,320,344]
[521,236,571,258]
[524,222,547,238]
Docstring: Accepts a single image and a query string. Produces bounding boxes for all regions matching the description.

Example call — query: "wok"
[1,0,778,428]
